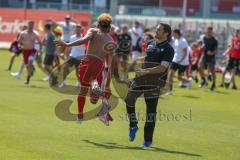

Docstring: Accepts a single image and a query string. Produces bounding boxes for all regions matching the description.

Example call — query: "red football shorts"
[22,49,37,64]
[78,56,104,87]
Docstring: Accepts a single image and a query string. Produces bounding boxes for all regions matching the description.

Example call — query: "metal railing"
[33,2,90,11]
[118,5,183,17]
[115,15,240,54]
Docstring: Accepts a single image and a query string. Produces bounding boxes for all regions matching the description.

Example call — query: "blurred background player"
[167,29,192,96]
[11,25,41,79]
[42,23,56,81]
[190,41,204,83]
[199,27,218,91]
[51,15,77,60]
[116,25,132,81]
[130,21,143,62]
[220,30,240,89]
[58,15,76,43]
[59,24,86,88]
[17,21,42,85]
[6,25,27,71]
[109,25,118,42]
[140,32,154,59]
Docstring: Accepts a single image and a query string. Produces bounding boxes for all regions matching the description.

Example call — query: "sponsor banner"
[0,8,92,42]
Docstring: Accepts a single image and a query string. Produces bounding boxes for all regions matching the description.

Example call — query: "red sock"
[77,94,86,115]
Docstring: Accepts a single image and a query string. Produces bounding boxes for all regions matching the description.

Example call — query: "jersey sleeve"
[181,39,189,49]
[162,46,175,63]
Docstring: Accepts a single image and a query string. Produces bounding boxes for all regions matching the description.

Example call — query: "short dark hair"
[44,23,52,30]
[207,26,213,31]
[122,25,129,30]
[173,29,182,37]
[28,20,34,24]
[144,28,150,33]
[76,24,82,28]
[197,40,203,45]
[144,32,154,40]
[159,23,172,42]
[134,21,140,25]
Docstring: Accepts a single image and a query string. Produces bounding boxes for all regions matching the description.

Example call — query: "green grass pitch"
[0,49,240,160]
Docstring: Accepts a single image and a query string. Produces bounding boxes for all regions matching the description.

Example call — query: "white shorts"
[28,55,36,62]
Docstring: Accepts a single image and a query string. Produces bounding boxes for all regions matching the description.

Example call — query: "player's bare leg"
[25,60,34,85]
[7,53,16,71]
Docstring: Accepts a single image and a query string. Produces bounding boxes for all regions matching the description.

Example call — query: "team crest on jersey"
[103,42,117,52]
[147,45,155,52]
[119,40,131,51]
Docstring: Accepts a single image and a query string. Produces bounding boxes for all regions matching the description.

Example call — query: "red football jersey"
[229,37,240,59]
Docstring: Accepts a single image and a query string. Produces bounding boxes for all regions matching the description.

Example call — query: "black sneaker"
[199,79,207,88]
[208,74,212,82]
[210,84,216,91]
[31,65,35,76]
[194,77,199,83]
[232,85,237,90]
[224,82,230,89]
[219,83,224,87]
[49,74,58,86]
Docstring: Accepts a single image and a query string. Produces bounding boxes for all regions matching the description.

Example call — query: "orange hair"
[97,13,112,27]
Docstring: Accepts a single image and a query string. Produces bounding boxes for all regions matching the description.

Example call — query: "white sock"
[18,62,25,76]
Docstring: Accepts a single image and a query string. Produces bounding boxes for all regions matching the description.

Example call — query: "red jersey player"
[220,30,240,89]
[190,41,204,83]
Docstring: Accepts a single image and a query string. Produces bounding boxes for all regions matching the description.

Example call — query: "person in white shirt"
[50,15,76,60]
[186,45,193,77]
[167,29,192,95]
[57,15,76,42]
[60,24,85,88]
[130,21,143,61]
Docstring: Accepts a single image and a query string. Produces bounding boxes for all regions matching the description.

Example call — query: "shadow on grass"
[181,95,200,99]
[215,91,230,95]
[29,85,46,89]
[19,85,46,89]
[202,90,229,95]
[34,79,45,82]
[83,140,202,157]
